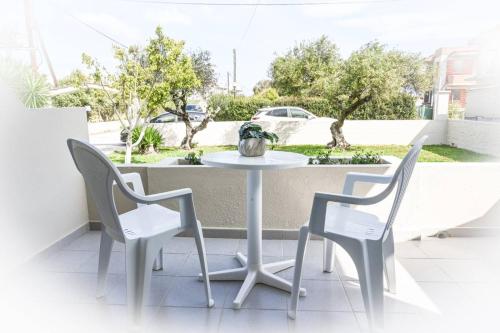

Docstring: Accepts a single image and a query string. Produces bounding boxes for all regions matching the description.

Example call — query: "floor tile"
[203,238,240,255]
[147,307,222,333]
[435,259,499,283]
[238,239,283,257]
[162,276,229,308]
[289,311,360,333]
[398,259,453,282]
[342,280,423,314]
[218,309,289,333]
[292,279,351,312]
[40,251,97,273]
[176,254,241,277]
[163,237,196,254]
[355,312,428,333]
[224,283,288,310]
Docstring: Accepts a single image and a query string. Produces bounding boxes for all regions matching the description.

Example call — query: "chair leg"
[323,239,336,273]
[97,231,114,298]
[193,221,215,308]
[383,230,397,294]
[353,240,384,330]
[152,248,163,271]
[288,225,310,320]
[125,239,156,325]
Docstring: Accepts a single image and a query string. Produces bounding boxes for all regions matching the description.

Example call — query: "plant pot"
[238,138,266,157]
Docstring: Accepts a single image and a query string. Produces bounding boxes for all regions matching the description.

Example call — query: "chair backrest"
[382,135,427,240]
[67,139,125,241]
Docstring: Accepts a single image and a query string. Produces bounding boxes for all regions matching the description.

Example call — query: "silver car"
[251,106,316,121]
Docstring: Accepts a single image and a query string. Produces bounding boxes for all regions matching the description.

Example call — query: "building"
[426,47,478,119]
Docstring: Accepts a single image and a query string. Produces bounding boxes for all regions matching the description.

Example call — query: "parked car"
[150,105,206,123]
[251,107,316,121]
[121,106,207,142]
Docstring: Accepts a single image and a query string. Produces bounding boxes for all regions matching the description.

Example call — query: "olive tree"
[82,44,161,164]
[147,28,215,150]
[326,42,432,148]
[269,35,341,97]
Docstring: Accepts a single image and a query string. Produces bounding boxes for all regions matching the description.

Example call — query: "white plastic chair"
[67,139,214,324]
[289,136,427,329]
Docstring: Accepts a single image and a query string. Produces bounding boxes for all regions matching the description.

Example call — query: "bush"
[210,95,337,121]
[210,95,272,121]
[209,92,417,121]
[256,87,279,101]
[350,93,417,120]
[132,126,164,153]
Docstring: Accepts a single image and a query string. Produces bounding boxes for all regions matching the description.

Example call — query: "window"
[271,108,288,117]
[290,108,309,118]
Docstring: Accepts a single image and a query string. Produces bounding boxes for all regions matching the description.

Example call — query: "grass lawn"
[109,144,496,164]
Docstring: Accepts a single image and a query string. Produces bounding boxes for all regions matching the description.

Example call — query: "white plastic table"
[201,150,309,308]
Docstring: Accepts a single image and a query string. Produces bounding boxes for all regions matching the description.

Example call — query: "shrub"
[185,150,203,165]
[209,92,417,121]
[351,151,382,164]
[132,126,164,153]
[350,93,417,120]
[256,87,279,101]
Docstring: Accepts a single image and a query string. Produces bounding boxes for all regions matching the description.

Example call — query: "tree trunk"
[327,119,350,149]
[125,137,133,164]
[180,118,195,150]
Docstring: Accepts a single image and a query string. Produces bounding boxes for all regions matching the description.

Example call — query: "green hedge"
[209,93,417,121]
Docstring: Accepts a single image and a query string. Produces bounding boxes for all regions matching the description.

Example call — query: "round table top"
[201,150,309,170]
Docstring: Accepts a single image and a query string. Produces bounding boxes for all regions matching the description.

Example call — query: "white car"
[251,106,317,121]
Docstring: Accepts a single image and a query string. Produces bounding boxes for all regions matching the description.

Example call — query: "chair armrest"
[122,187,193,205]
[342,172,393,207]
[315,191,382,206]
[344,172,393,188]
[120,172,145,196]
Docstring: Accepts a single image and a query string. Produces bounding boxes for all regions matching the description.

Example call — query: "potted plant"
[238,122,279,157]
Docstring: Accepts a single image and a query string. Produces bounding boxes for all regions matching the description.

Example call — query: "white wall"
[0,86,89,272]
[87,158,500,241]
[447,120,500,157]
[153,119,447,147]
[466,85,500,119]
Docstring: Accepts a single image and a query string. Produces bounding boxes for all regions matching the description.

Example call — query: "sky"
[1,0,500,94]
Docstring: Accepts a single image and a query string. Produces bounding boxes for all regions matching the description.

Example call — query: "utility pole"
[232,48,237,97]
[227,72,230,95]
[24,0,37,74]
[37,29,58,87]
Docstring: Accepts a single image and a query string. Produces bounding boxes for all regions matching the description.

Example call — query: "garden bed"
[108,144,496,164]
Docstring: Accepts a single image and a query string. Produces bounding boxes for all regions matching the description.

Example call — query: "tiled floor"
[5,232,500,333]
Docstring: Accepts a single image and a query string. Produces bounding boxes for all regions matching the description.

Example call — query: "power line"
[48,1,127,48]
[120,0,400,6]
[241,0,260,40]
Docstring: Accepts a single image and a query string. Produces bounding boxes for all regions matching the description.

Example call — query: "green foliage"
[210,95,272,121]
[209,93,417,121]
[256,87,279,101]
[253,80,272,94]
[267,39,432,130]
[184,150,204,165]
[350,93,417,120]
[448,102,464,120]
[131,126,164,153]
[51,71,116,122]
[270,35,340,96]
[0,58,50,108]
[239,122,279,145]
[308,149,382,165]
[108,144,494,165]
[351,151,382,164]
[190,50,217,99]
[21,71,50,108]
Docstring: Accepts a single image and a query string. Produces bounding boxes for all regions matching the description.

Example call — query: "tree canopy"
[269,35,341,96]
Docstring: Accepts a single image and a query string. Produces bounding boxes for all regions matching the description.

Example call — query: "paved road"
[89,130,124,155]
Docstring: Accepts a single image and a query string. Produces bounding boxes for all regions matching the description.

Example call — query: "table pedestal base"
[199,252,306,309]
